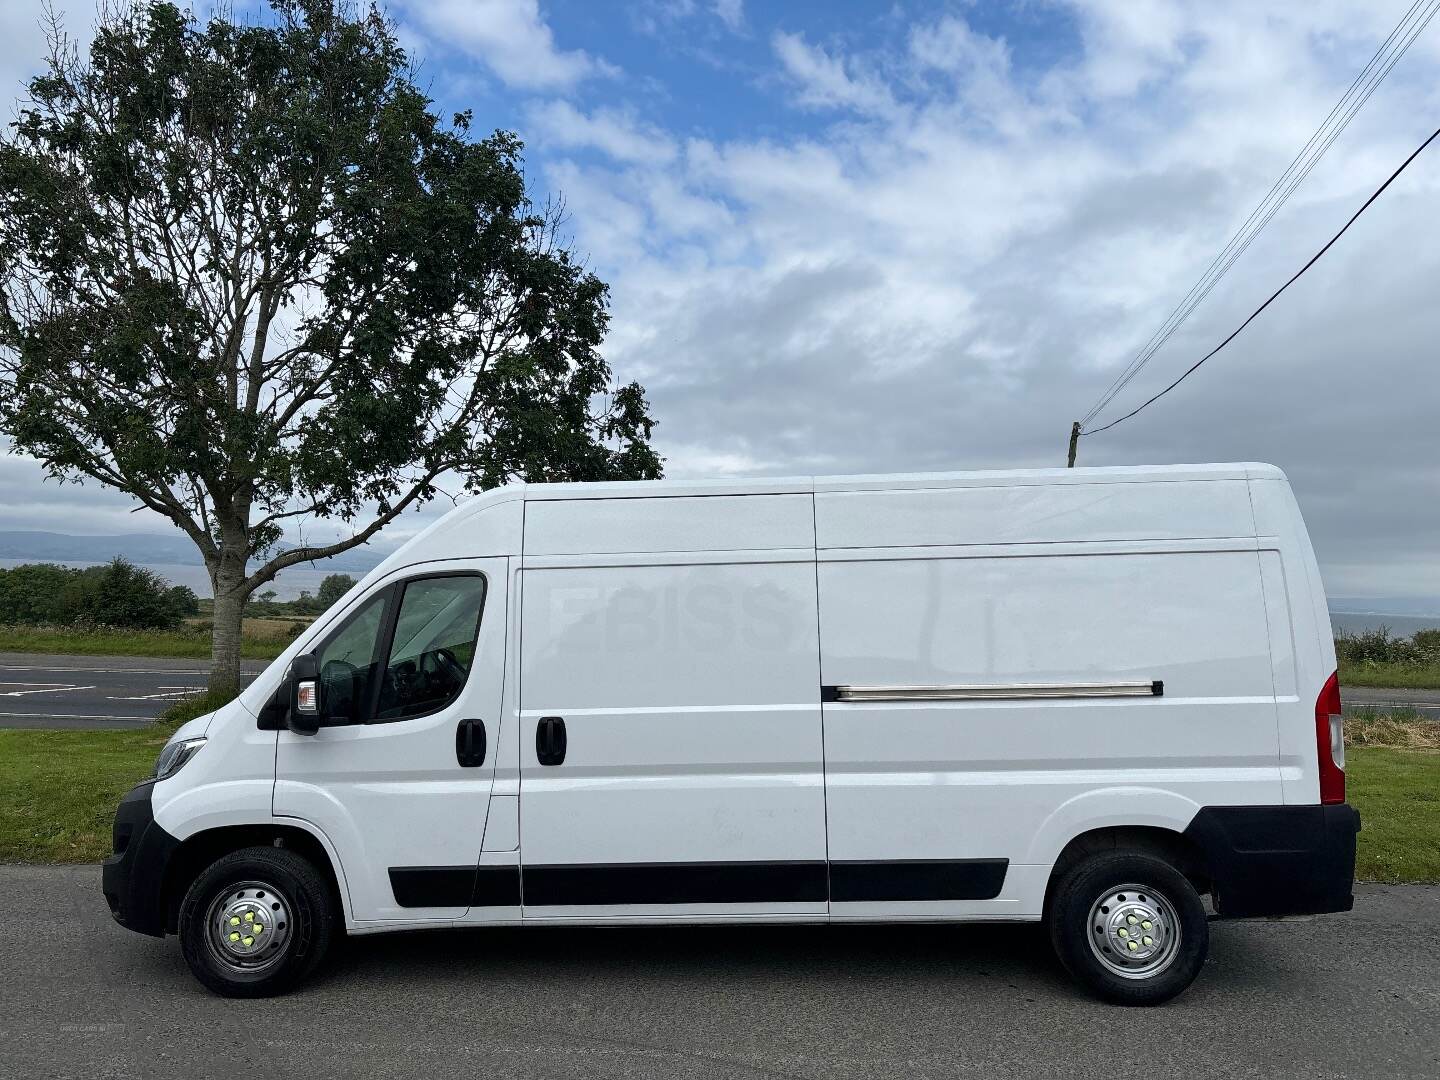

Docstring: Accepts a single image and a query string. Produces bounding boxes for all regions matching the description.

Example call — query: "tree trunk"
[210,564,250,694]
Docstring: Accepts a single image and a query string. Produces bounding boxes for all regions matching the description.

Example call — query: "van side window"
[374,575,487,722]
[315,589,391,726]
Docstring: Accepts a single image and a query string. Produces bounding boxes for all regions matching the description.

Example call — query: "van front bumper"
[101,781,179,938]
[1184,803,1361,918]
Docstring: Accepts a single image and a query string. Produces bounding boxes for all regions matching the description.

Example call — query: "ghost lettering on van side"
[538,576,801,655]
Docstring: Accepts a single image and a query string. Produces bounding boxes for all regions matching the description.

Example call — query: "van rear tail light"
[1315,670,1345,804]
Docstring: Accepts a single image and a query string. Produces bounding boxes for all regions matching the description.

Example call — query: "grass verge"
[2,722,1437,881]
[1348,747,1440,882]
[1340,661,1440,690]
[0,690,236,863]
[0,623,286,660]
[0,726,171,862]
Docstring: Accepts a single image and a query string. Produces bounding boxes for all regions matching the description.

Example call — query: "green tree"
[316,573,356,611]
[0,563,74,624]
[0,2,661,690]
[0,558,189,629]
[166,584,200,619]
[76,557,187,629]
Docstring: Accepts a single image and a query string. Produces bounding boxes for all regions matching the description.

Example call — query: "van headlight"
[154,737,207,781]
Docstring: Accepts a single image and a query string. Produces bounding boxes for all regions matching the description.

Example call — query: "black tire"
[179,845,337,997]
[1047,850,1208,1006]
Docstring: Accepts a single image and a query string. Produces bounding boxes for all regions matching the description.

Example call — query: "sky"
[0,0,1438,601]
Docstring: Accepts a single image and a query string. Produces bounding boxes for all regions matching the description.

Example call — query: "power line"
[1080,121,1440,438]
[1077,0,1440,431]
[1080,0,1439,429]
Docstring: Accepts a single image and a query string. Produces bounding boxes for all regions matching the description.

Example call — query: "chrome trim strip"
[828,680,1163,702]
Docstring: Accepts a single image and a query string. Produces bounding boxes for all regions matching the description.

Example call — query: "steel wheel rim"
[1086,883,1181,980]
[204,880,294,974]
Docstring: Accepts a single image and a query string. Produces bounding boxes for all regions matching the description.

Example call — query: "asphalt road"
[0,866,1435,1079]
[0,652,264,729]
[1,648,1435,730]
[1342,686,1440,721]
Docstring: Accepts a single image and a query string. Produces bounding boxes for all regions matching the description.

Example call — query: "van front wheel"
[1047,851,1208,1005]
[179,845,336,997]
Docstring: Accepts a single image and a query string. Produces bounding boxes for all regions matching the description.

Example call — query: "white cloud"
[2,1,1438,601]
[527,2,1440,597]
[526,101,677,165]
[713,0,745,32]
[406,0,612,91]
[771,31,896,115]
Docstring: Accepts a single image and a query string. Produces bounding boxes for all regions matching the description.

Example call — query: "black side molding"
[523,861,829,907]
[388,865,520,908]
[830,859,1008,902]
[388,859,1014,907]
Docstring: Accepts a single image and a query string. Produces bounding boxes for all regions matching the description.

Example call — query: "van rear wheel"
[179,845,336,997]
[1047,850,1208,1005]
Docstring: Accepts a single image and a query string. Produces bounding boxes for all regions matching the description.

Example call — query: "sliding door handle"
[536,716,567,766]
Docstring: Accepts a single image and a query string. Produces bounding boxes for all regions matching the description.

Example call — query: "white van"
[103,463,1358,1004]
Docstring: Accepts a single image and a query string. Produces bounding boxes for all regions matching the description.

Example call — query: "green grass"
[0,691,234,863]
[0,623,285,660]
[1340,661,1440,690]
[1,719,1436,879]
[1348,747,1440,883]
[0,725,172,862]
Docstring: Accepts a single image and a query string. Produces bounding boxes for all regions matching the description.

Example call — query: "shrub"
[0,563,75,623]
[1335,628,1440,669]
[0,558,193,630]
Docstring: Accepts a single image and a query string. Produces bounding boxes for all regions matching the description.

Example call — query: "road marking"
[0,664,261,676]
[1347,700,1440,709]
[0,711,154,721]
[1,684,95,697]
[106,689,204,702]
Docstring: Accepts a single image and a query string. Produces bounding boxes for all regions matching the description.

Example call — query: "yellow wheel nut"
[253,924,264,934]
[1143,936,1153,946]
[1127,915,1137,925]
[1118,928,1128,938]
[1142,920,1152,930]
[243,912,253,922]
[229,916,240,926]
[229,932,240,942]
[242,936,254,947]
[1128,941,1138,951]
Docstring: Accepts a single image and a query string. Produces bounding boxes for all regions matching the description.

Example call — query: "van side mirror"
[287,654,322,736]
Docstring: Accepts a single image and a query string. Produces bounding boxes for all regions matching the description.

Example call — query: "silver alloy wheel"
[204,880,294,974]
[1085,883,1181,980]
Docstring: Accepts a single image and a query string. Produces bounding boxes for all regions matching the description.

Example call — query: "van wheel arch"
[162,825,345,935]
[1043,826,1211,920]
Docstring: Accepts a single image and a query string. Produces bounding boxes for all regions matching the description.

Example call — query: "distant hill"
[0,531,386,572]
[1328,597,1440,618]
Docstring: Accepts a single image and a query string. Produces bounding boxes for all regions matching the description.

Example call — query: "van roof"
[521,462,1286,501]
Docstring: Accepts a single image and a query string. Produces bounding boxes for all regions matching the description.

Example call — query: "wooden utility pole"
[1067,421,1080,468]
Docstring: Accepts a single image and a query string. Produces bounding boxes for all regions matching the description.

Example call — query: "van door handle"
[536,716,566,766]
[456,719,486,768]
